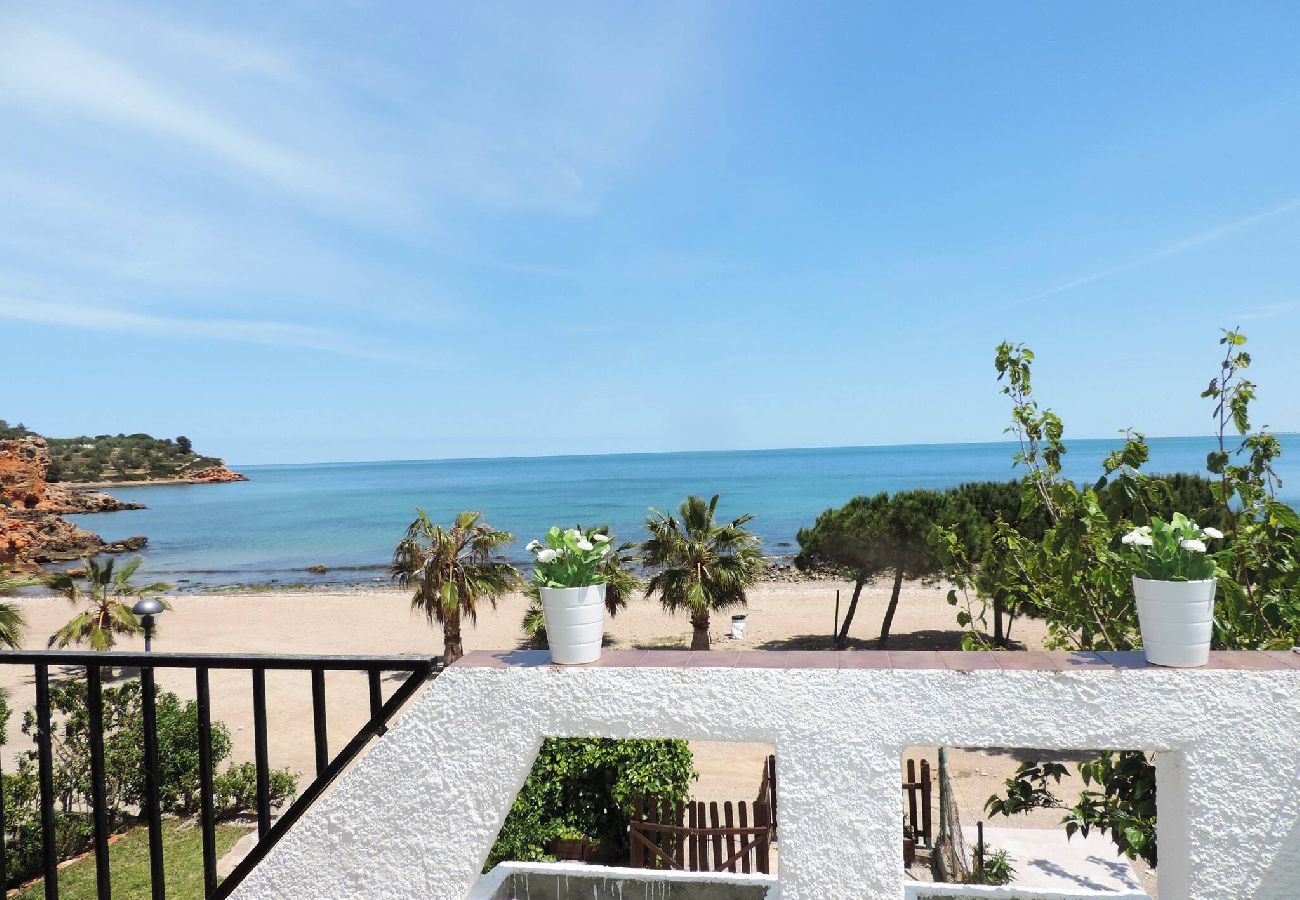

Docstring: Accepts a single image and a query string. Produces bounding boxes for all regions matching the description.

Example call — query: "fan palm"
[521,533,641,641]
[0,567,31,649]
[641,494,765,650]
[45,557,169,651]
[391,509,521,663]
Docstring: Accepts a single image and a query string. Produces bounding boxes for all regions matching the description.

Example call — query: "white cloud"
[1239,301,1300,321]
[1003,196,1300,312]
[0,296,412,363]
[0,1,721,363]
[0,24,392,215]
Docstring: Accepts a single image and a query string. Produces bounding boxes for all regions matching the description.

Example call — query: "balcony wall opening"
[901,745,1156,899]
[478,738,779,899]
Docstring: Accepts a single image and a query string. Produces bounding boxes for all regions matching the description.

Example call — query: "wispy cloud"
[0,24,393,217]
[0,2,719,366]
[0,296,414,363]
[1238,300,1300,321]
[1007,196,1300,310]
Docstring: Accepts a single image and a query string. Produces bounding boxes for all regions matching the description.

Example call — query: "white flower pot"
[1133,576,1216,667]
[539,584,607,664]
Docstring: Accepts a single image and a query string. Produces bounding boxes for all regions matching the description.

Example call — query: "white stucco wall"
[233,655,1300,899]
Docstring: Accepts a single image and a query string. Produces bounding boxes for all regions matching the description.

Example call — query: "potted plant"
[903,817,917,866]
[528,526,614,664]
[1122,513,1223,667]
[549,826,594,862]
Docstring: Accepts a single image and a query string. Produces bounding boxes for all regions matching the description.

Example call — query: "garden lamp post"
[133,597,166,652]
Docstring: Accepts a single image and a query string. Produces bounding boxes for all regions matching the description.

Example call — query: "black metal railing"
[0,651,438,899]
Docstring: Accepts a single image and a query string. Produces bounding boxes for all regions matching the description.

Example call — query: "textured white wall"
[234,661,1300,899]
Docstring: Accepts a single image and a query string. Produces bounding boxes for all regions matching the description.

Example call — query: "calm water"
[69,437,1300,589]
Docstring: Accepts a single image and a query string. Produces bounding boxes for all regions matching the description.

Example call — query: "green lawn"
[15,821,252,900]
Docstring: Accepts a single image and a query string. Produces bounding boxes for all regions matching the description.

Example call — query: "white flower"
[567,528,581,539]
[1203,527,1224,540]
[592,534,610,543]
[526,540,541,552]
[1180,538,1207,553]
[536,549,558,563]
[577,540,594,552]
[1122,529,1153,547]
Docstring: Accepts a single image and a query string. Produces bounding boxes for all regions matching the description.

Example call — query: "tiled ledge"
[451,648,1300,672]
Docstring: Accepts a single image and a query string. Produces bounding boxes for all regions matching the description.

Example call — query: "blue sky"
[3,2,1299,464]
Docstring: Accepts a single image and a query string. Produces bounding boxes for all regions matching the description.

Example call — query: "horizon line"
[230,431,1300,470]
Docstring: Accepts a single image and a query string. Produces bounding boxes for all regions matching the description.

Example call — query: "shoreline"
[28,559,835,595]
[57,475,248,489]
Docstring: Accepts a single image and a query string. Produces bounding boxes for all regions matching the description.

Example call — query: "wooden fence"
[755,753,778,840]
[629,796,773,874]
[903,757,933,847]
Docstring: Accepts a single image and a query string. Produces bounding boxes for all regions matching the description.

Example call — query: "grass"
[15,820,252,900]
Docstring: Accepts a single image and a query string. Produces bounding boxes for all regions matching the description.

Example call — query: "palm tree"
[391,509,521,663]
[641,494,765,650]
[521,533,641,641]
[45,557,169,650]
[0,566,31,649]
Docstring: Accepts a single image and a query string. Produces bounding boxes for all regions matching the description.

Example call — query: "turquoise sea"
[68,436,1299,589]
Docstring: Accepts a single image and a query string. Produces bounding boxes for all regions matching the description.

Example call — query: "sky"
[3,1,1299,465]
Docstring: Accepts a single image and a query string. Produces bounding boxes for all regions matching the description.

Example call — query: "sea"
[67,436,1300,590]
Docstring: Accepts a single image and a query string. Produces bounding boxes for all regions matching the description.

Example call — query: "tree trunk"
[443,610,464,664]
[690,610,711,650]
[835,577,867,649]
[931,747,971,883]
[992,593,1005,647]
[878,567,905,649]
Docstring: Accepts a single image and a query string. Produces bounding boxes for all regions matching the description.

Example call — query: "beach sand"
[1,579,1153,892]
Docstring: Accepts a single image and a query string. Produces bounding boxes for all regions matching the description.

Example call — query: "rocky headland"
[0,436,149,572]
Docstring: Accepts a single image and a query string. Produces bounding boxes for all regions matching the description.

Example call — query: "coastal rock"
[761,561,840,583]
[0,436,50,510]
[0,435,145,571]
[103,535,148,554]
[189,466,248,484]
[8,510,107,564]
[43,485,146,514]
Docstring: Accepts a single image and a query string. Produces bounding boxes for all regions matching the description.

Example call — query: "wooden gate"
[629,796,773,874]
[903,757,933,847]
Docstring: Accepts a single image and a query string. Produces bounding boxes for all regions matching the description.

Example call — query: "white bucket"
[539,584,607,665]
[1133,576,1216,667]
[731,614,748,640]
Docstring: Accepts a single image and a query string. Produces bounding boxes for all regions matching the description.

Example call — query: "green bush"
[4,677,299,888]
[214,762,298,815]
[486,738,695,870]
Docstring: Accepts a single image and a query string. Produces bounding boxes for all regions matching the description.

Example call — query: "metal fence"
[0,651,437,899]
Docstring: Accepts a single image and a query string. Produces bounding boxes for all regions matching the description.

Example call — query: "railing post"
[311,668,328,777]
[367,669,386,735]
[86,665,112,899]
[0,751,7,892]
[34,663,59,900]
[196,668,218,897]
[141,665,166,900]
[252,667,271,837]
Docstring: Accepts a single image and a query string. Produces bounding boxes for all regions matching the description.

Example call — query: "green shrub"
[486,738,695,870]
[4,677,298,888]
[214,762,298,815]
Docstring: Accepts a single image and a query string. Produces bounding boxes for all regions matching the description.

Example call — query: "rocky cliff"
[0,436,147,573]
